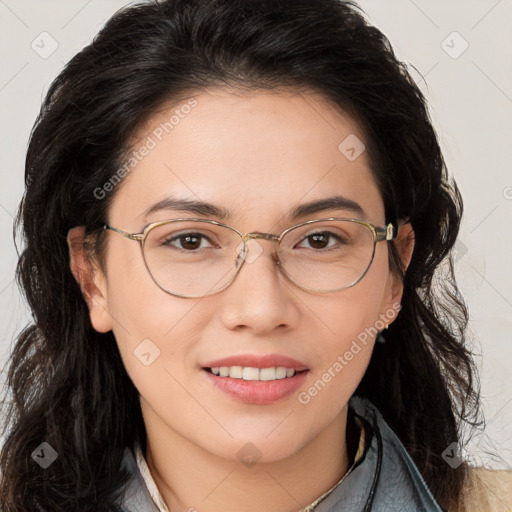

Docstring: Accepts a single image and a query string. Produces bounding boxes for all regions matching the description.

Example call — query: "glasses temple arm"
[104,224,144,241]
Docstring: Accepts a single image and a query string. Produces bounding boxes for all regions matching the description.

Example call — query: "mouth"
[204,366,308,381]
[202,363,309,405]
[201,354,310,404]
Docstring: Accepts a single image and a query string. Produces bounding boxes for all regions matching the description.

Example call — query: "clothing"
[115,396,446,511]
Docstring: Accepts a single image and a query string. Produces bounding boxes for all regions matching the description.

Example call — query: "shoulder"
[346,396,445,511]
[454,466,512,512]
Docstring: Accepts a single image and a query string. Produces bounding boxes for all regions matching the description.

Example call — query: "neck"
[144,407,350,512]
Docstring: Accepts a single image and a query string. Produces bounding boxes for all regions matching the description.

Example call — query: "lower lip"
[203,370,309,405]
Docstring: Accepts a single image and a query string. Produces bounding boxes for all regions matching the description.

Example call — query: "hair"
[0,0,482,510]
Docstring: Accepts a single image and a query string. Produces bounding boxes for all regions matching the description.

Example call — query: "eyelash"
[161,230,348,251]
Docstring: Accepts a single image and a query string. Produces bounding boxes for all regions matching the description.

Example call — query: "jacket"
[115,396,512,511]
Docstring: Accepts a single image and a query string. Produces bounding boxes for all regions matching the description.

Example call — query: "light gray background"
[1,0,511,468]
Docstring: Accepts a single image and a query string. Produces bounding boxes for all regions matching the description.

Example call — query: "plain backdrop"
[0,0,511,468]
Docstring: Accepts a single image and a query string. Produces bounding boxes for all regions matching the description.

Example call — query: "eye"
[296,231,347,250]
[162,232,216,251]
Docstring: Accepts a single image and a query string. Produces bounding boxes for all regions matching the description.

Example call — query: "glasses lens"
[142,219,376,296]
[143,221,243,297]
[278,220,375,292]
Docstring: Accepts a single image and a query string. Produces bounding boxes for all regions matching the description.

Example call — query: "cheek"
[108,289,210,413]
[301,250,390,393]
[103,246,208,380]
[313,258,390,348]
[295,301,382,430]
[307,293,378,383]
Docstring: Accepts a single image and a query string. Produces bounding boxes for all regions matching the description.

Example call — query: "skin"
[68,87,414,512]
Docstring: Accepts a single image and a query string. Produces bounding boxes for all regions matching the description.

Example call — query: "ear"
[382,222,415,324]
[67,226,113,333]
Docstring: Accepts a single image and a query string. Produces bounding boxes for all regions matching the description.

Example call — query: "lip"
[201,353,310,405]
[203,369,309,405]
[202,353,309,371]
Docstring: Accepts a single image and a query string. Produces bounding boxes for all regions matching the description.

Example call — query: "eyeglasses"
[104,218,397,298]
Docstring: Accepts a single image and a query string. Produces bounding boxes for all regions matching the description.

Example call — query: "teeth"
[260,367,277,381]
[229,366,243,379]
[242,367,260,380]
[209,366,298,381]
[275,367,287,379]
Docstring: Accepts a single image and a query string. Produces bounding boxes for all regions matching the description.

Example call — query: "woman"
[1,0,510,510]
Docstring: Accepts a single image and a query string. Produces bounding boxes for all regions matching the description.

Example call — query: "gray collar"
[115,396,444,511]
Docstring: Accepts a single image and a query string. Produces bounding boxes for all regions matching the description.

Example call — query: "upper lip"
[202,354,309,371]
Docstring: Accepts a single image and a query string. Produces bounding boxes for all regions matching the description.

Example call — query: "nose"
[218,239,301,334]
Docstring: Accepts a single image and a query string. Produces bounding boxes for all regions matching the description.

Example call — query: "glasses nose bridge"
[242,231,280,243]
[237,231,282,268]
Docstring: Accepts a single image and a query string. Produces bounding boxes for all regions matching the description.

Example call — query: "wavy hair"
[1,0,481,510]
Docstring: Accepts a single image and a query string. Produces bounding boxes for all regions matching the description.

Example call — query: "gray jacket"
[116,396,444,511]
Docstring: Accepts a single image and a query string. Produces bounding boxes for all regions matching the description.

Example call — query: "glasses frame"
[104,217,398,298]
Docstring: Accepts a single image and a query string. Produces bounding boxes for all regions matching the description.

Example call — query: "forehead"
[109,87,384,229]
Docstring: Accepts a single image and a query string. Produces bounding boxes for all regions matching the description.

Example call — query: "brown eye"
[297,231,346,250]
[162,232,213,251]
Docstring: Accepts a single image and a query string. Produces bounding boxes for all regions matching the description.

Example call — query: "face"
[72,88,408,464]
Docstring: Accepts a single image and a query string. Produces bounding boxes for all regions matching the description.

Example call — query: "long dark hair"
[1,0,481,510]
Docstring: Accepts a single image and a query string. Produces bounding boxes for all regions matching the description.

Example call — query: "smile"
[203,367,309,405]
[207,366,302,381]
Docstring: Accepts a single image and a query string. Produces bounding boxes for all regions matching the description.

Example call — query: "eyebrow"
[142,197,231,221]
[141,194,365,223]
[287,195,365,221]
